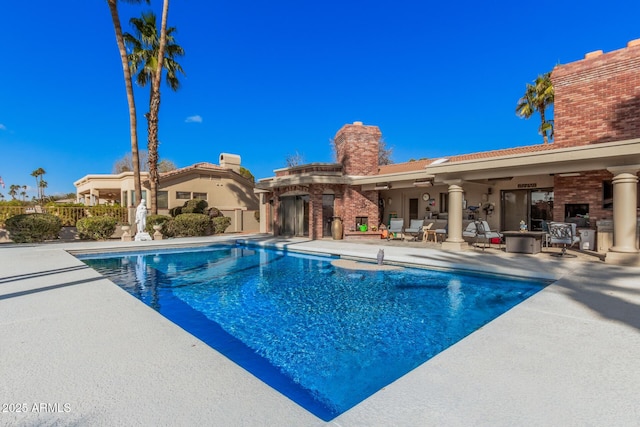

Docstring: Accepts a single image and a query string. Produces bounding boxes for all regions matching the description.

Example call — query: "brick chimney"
[334,121,381,175]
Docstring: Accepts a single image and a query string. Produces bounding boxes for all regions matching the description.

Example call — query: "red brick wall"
[553,170,613,223]
[552,40,640,147]
[334,122,381,176]
[341,187,379,232]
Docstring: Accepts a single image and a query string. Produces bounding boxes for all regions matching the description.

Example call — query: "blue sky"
[1,1,639,197]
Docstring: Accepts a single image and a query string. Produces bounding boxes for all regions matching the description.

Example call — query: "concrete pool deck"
[1,235,639,426]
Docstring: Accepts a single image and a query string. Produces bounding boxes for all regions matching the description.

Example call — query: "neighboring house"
[256,40,640,265]
[75,153,259,233]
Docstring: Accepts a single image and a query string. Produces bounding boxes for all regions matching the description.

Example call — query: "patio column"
[606,166,640,266]
[442,181,465,251]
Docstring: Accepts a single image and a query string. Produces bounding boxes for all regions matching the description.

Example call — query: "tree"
[30,167,46,202]
[8,184,19,200]
[285,151,305,167]
[124,3,184,214]
[378,137,394,165]
[516,71,555,144]
[239,166,255,183]
[20,185,27,201]
[106,0,148,207]
[157,159,177,173]
[39,180,48,201]
[113,151,150,173]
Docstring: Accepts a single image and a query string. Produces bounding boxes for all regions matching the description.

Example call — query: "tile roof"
[377,143,558,175]
[159,162,226,179]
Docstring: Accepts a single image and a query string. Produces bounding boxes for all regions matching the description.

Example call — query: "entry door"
[279,195,309,237]
[322,195,335,237]
[409,198,419,220]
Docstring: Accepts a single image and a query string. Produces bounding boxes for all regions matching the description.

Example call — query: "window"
[176,191,191,200]
[157,191,168,209]
[439,193,448,213]
[193,192,207,200]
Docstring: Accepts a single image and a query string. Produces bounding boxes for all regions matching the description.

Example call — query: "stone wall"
[552,39,640,147]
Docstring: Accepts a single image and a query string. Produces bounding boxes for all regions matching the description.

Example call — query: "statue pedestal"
[134,232,152,242]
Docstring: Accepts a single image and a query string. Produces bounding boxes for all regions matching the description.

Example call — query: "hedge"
[213,216,231,234]
[166,213,212,237]
[145,214,172,234]
[76,216,118,240]
[4,214,62,243]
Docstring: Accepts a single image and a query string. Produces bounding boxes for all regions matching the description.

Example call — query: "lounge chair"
[405,219,424,241]
[548,221,580,256]
[387,218,405,240]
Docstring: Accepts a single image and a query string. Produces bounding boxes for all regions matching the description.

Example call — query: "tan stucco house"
[75,153,259,232]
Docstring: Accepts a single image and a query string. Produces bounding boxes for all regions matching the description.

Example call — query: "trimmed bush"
[145,214,172,234]
[182,199,208,214]
[167,213,211,237]
[169,206,182,217]
[213,216,231,234]
[5,213,62,243]
[207,207,222,218]
[76,216,118,240]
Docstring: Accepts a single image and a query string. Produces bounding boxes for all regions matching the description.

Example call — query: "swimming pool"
[79,244,548,421]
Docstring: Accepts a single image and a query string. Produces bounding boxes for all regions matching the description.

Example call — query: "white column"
[606,166,640,265]
[442,181,465,251]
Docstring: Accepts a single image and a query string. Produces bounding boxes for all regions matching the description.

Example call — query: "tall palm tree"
[106,0,149,207]
[30,167,45,202]
[516,72,555,144]
[39,180,48,202]
[125,2,183,214]
[8,184,19,200]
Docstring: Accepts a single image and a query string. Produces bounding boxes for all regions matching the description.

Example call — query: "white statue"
[135,199,148,234]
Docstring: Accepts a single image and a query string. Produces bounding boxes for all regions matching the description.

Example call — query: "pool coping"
[1,235,639,426]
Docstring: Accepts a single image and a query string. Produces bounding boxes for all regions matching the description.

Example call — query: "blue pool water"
[79,244,548,420]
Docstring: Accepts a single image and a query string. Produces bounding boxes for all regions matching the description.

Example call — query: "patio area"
[1,234,639,426]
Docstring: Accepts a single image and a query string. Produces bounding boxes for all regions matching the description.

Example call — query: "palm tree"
[8,184,19,200]
[31,167,45,202]
[20,185,27,201]
[39,180,48,202]
[106,0,148,207]
[125,2,183,214]
[516,72,555,144]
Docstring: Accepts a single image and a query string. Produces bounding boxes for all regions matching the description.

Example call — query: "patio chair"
[548,221,580,256]
[423,222,437,242]
[387,218,405,241]
[473,220,503,250]
[405,219,424,241]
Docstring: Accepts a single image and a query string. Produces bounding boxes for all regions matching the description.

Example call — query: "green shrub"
[145,214,171,234]
[207,207,222,218]
[169,206,182,217]
[213,216,231,234]
[5,213,62,243]
[76,216,118,240]
[254,210,260,223]
[182,199,208,214]
[167,213,211,237]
